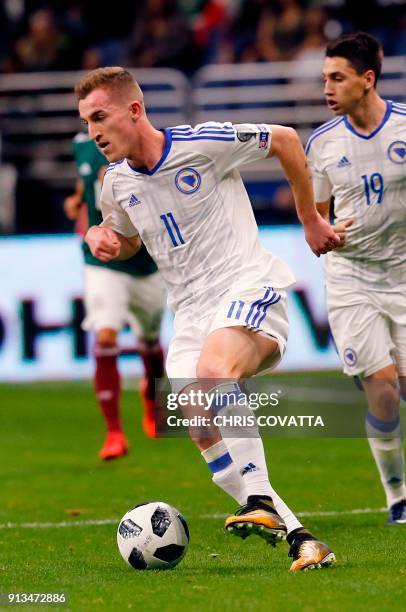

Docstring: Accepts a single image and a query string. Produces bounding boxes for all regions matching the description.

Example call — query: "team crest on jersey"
[343,348,357,367]
[175,167,201,194]
[387,140,406,164]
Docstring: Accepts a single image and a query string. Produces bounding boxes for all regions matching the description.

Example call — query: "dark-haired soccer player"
[77,66,342,569]
[64,133,166,459]
[306,32,406,524]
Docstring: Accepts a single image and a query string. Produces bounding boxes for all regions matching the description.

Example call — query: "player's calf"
[364,372,406,513]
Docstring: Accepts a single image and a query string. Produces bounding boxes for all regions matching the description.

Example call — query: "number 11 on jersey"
[160,212,186,247]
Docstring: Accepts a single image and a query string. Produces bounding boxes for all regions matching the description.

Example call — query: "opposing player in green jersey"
[64,133,166,459]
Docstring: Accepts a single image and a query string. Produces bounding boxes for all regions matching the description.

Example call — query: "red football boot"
[139,377,157,438]
[99,431,128,460]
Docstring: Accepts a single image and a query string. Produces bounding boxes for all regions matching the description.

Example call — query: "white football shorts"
[166,284,289,383]
[82,265,166,341]
[327,283,406,378]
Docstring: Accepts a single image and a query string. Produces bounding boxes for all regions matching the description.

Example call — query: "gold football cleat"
[288,531,336,571]
[225,496,287,546]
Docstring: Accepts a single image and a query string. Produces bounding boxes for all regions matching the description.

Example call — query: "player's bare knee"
[196,357,244,381]
[363,375,400,419]
[190,430,221,451]
[96,328,118,347]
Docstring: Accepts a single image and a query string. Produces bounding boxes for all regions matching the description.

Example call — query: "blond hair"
[74,67,144,102]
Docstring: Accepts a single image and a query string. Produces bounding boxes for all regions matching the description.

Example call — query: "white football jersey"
[306,100,406,291]
[100,122,295,314]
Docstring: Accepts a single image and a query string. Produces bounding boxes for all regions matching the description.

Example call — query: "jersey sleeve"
[186,122,272,175]
[99,173,138,238]
[226,123,272,170]
[305,139,332,203]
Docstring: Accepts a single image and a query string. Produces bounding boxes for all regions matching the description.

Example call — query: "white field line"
[0,507,386,530]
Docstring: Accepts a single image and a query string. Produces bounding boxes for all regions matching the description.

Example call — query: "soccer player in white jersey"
[306,32,406,525]
[76,67,342,570]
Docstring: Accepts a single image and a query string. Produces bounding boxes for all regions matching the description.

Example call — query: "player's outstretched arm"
[268,125,341,256]
[85,225,141,262]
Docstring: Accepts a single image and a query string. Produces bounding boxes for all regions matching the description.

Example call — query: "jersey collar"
[127,128,172,175]
[343,99,392,140]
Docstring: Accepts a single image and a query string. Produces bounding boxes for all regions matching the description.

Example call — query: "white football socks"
[210,382,303,532]
[366,413,406,507]
[225,436,303,532]
[201,439,246,505]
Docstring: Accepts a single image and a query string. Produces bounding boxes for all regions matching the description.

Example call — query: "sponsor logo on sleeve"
[259,132,269,149]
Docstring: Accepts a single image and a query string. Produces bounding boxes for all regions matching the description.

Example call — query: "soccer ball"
[117,501,189,570]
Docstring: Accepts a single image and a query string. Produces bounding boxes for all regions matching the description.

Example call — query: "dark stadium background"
[1,0,405,234]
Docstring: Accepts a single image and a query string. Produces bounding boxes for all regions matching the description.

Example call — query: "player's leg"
[196,326,335,567]
[82,265,129,460]
[363,365,406,523]
[199,285,290,508]
[328,287,406,522]
[197,327,280,494]
[167,306,334,568]
[94,327,128,460]
[399,373,406,522]
[127,271,166,438]
[200,293,300,526]
[166,320,249,508]
[378,310,406,524]
[138,339,165,437]
[195,327,287,544]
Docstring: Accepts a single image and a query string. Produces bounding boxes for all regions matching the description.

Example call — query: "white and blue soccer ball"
[117,501,189,570]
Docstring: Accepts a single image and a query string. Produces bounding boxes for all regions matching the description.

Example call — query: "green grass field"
[1,374,405,611]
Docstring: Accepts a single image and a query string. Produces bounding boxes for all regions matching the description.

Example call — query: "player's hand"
[304,213,341,257]
[333,219,353,248]
[85,226,121,262]
[63,193,83,220]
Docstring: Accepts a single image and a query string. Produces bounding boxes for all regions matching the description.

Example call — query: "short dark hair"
[326,32,383,86]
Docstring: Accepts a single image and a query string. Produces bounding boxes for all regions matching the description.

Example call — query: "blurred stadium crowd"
[0,0,405,234]
[1,0,405,75]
